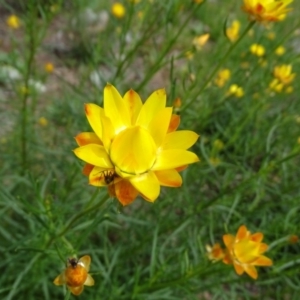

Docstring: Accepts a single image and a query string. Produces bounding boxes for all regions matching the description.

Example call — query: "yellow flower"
[250,43,265,57]
[185,50,194,60]
[214,69,231,87]
[226,20,241,42]
[206,243,225,262]
[192,33,210,50]
[54,256,94,295]
[288,235,299,244]
[6,15,20,29]
[227,84,244,98]
[273,64,295,85]
[112,3,126,18]
[223,225,273,279]
[275,46,285,56]
[242,0,293,22]
[38,117,48,127]
[213,139,224,151]
[45,63,54,73]
[74,84,199,206]
[209,157,221,166]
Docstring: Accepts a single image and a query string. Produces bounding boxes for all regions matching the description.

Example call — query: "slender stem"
[64,290,71,300]
[182,20,256,112]
[20,6,37,174]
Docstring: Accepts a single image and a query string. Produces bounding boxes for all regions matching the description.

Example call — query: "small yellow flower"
[273,64,295,85]
[223,225,273,279]
[266,31,276,40]
[206,243,225,262]
[285,86,293,93]
[38,117,48,127]
[112,3,126,18]
[227,84,244,98]
[275,46,285,56]
[194,0,204,3]
[226,20,241,42]
[74,84,199,206]
[192,33,210,50]
[45,63,54,73]
[288,235,299,244]
[214,69,231,87]
[209,157,221,166]
[6,15,20,29]
[185,50,194,60]
[250,43,265,57]
[213,139,224,151]
[54,256,94,296]
[242,0,293,22]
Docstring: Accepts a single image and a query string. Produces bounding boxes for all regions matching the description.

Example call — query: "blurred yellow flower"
[275,46,286,56]
[285,86,293,93]
[112,3,126,18]
[288,235,299,244]
[213,139,224,150]
[227,84,244,98]
[226,20,241,42]
[214,69,231,87]
[206,243,225,262]
[45,63,54,73]
[192,33,210,50]
[223,225,273,279]
[242,0,293,22]
[266,31,276,40]
[194,0,204,3]
[38,117,48,127]
[74,84,199,206]
[54,256,94,296]
[269,64,295,93]
[6,15,20,29]
[185,50,194,60]
[250,43,265,57]
[209,157,221,167]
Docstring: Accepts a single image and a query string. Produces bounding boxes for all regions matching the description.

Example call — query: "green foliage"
[1,0,300,299]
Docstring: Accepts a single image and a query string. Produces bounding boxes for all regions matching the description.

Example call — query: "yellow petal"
[223,234,235,248]
[129,171,160,202]
[236,225,248,240]
[75,132,102,146]
[251,232,263,242]
[100,109,115,152]
[85,103,104,140]
[254,256,273,266]
[84,274,95,286]
[110,127,157,174]
[148,107,172,147]
[163,131,199,150]
[153,149,199,171]
[79,255,91,272]
[53,273,65,285]
[233,262,244,275]
[104,83,131,133]
[69,285,84,295]
[73,144,113,168]
[167,114,180,133]
[244,265,258,280]
[114,180,139,205]
[136,89,166,127]
[123,89,143,125]
[154,169,182,187]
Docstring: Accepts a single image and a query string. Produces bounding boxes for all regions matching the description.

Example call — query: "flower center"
[110,126,157,175]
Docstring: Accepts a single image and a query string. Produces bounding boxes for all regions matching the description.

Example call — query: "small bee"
[68,258,78,269]
[101,170,116,185]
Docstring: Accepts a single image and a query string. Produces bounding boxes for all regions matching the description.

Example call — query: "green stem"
[182,20,256,112]
[136,5,201,91]
[64,290,71,300]
[20,5,38,175]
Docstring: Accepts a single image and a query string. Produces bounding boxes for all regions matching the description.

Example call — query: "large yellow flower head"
[74,84,199,206]
[223,225,273,279]
[53,256,94,296]
[242,0,293,22]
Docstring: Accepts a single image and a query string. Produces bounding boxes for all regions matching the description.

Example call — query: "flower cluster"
[74,84,199,206]
[269,64,296,93]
